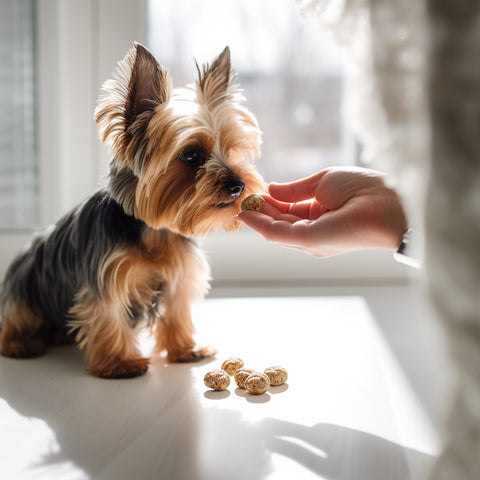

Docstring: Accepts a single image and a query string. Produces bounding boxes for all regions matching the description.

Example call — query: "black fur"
[0,191,146,330]
[109,163,139,216]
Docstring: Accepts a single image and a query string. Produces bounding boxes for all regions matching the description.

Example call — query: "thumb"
[268,170,328,203]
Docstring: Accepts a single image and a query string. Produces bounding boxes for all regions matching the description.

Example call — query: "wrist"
[394,228,423,268]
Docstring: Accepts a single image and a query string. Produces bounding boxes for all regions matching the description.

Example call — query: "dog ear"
[196,46,235,107]
[95,43,172,162]
[125,43,171,125]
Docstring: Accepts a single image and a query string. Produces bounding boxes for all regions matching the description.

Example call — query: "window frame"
[0,0,411,285]
[0,0,147,276]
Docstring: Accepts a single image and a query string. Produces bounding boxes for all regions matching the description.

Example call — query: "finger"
[248,196,303,223]
[237,210,301,230]
[263,195,293,214]
[237,210,310,245]
[286,200,329,220]
[236,210,280,238]
[261,198,286,217]
[268,170,328,203]
[264,194,328,220]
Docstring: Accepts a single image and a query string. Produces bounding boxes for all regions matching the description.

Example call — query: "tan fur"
[94,43,173,168]
[96,44,265,235]
[67,230,212,377]
[0,302,47,358]
[68,286,148,378]
[1,44,263,379]
[94,45,263,376]
[131,85,264,233]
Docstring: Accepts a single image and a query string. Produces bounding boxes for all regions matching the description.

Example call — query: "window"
[146,0,405,286]
[0,0,37,230]
[0,1,409,285]
[147,0,350,185]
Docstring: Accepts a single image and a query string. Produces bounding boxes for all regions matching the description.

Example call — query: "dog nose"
[227,178,245,197]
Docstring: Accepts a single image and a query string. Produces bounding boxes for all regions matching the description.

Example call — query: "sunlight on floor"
[1,295,442,480]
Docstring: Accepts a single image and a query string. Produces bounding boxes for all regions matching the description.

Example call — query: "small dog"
[0,43,264,378]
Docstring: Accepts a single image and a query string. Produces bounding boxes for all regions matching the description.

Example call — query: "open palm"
[238,167,407,258]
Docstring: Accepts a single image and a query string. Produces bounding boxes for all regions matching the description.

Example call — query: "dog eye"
[179,150,208,168]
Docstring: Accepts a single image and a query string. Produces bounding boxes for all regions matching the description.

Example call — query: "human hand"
[237,167,407,258]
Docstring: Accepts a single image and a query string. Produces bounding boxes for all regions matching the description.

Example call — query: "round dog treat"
[204,369,230,391]
[241,194,265,212]
[221,357,244,376]
[245,372,270,395]
[234,368,257,389]
[264,366,288,386]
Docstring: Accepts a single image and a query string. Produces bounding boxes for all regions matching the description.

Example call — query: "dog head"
[95,43,264,236]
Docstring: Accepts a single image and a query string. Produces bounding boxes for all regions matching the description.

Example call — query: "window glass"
[0,0,37,230]
[147,0,350,184]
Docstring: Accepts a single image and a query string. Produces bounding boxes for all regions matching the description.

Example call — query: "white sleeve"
[393,228,423,269]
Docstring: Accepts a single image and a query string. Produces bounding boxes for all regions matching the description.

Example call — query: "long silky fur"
[0,192,146,329]
[0,43,264,378]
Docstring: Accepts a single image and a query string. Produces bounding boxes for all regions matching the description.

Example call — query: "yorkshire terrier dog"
[0,43,264,378]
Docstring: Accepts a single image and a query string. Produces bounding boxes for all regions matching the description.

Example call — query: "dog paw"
[171,345,218,363]
[1,338,47,358]
[90,357,150,379]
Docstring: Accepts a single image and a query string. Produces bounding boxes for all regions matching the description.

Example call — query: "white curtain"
[296,1,480,479]
[296,0,429,223]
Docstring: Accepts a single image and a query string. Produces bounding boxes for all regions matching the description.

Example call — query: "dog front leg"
[153,287,216,363]
[69,288,149,378]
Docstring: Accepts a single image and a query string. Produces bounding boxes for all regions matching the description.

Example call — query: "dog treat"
[245,372,270,395]
[221,357,244,376]
[264,366,288,386]
[204,369,230,391]
[241,194,265,212]
[234,368,257,389]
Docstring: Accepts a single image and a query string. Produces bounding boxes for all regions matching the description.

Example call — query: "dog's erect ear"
[95,43,172,162]
[196,46,235,107]
[125,43,171,124]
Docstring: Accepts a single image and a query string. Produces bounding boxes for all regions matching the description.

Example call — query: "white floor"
[0,286,453,480]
